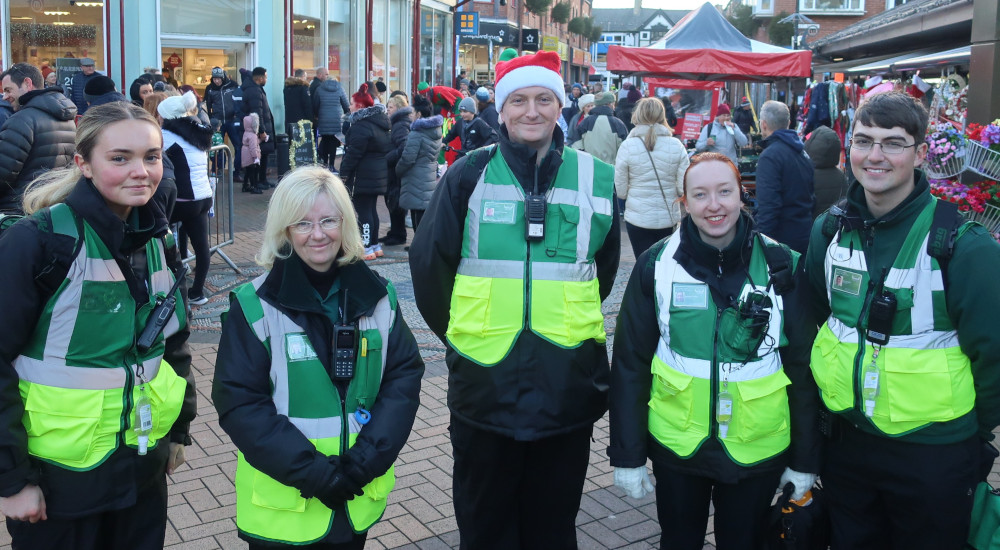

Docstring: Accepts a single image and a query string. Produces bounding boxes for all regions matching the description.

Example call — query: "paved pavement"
[0,169,695,549]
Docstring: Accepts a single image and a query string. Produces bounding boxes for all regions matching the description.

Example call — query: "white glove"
[614,467,654,500]
[779,467,817,501]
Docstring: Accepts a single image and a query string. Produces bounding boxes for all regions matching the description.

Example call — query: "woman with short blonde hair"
[214,165,424,550]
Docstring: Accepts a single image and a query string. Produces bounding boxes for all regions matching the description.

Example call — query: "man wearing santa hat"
[409,50,620,549]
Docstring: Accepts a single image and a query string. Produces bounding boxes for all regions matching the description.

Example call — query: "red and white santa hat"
[494,50,566,110]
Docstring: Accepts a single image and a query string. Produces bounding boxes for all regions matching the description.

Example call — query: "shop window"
[292,4,322,77]
[388,0,407,92]
[371,0,389,85]
[420,8,452,87]
[799,0,864,12]
[755,0,774,15]
[328,0,353,85]
[161,0,254,37]
[9,0,106,85]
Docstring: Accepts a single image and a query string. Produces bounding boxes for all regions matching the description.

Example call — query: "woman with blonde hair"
[213,166,424,549]
[615,97,690,257]
[0,101,196,548]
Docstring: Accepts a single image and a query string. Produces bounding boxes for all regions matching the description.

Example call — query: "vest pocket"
[649,361,695,431]
[730,369,790,443]
[22,383,105,465]
[251,469,308,512]
[448,276,492,337]
[563,280,604,344]
[810,326,854,411]
[882,349,955,423]
[544,204,580,260]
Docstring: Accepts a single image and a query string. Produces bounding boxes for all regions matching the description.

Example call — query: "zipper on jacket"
[710,307,723,438]
[852,279,876,413]
[524,162,540,328]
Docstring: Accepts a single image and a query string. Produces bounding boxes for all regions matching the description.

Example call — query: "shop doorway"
[159,41,251,99]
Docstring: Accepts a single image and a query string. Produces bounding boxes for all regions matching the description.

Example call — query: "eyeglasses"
[849,137,918,155]
[288,217,342,234]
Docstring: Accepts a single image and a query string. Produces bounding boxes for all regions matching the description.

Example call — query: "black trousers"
[410,209,425,233]
[450,418,592,550]
[352,194,379,248]
[625,222,675,258]
[318,134,341,170]
[171,197,213,299]
[248,532,366,550]
[8,475,168,550]
[824,423,978,550]
[651,460,781,550]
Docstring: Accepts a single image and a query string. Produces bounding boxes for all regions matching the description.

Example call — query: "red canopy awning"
[607,45,812,81]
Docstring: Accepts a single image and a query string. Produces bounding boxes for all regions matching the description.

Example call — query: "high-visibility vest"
[810,198,975,436]
[648,229,794,466]
[231,275,397,543]
[446,146,615,366]
[14,203,187,470]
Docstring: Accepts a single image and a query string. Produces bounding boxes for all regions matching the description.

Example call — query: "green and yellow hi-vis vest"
[14,203,187,471]
[811,198,975,436]
[446,146,615,366]
[231,275,397,544]
[648,228,794,466]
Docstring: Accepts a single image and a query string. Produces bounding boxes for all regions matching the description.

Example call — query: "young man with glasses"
[803,91,1000,549]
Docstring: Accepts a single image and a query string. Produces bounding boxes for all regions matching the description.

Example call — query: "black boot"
[242,182,252,192]
[250,184,263,195]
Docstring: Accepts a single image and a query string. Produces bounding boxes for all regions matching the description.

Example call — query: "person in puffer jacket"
[339,83,391,259]
[615,98,690,257]
[395,96,443,232]
[804,124,846,217]
[241,113,263,194]
[159,91,215,305]
[312,76,351,170]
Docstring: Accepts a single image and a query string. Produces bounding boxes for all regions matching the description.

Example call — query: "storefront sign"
[455,12,479,36]
[681,113,703,141]
[572,48,585,65]
[328,45,340,71]
[557,42,569,60]
[459,21,519,47]
[541,35,559,52]
[521,29,539,51]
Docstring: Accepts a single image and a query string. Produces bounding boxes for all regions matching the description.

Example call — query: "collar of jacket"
[678,210,753,275]
[845,168,932,227]
[349,104,388,125]
[390,106,414,125]
[627,123,672,140]
[64,176,167,258]
[284,77,308,88]
[261,254,388,321]
[497,124,565,194]
[163,117,214,151]
[412,114,443,131]
[589,105,615,117]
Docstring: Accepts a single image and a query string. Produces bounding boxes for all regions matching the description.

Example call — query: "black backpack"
[767,482,830,550]
[0,203,83,298]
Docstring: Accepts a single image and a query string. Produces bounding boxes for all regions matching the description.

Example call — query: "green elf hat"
[417,81,430,92]
[498,48,519,62]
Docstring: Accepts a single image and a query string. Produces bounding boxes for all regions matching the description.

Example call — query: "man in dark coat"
[733,96,758,136]
[68,57,100,116]
[205,67,245,178]
[754,100,815,253]
[283,69,312,129]
[0,63,77,214]
[0,98,12,128]
[242,67,276,186]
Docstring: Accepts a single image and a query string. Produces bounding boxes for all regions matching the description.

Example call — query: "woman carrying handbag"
[615,97,690,257]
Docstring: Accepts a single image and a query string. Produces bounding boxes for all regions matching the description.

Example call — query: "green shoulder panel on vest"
[231,283,270,354]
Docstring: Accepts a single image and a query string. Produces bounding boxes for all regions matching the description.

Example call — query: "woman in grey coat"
[395,96,442,231]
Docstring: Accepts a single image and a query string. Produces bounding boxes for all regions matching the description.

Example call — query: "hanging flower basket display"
[967,202,1000,234]
[965,121,1000,181]
[924,124,966,179]
[930,178,1000,240]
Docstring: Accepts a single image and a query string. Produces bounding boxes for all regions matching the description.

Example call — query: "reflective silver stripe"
[826,316,960,349]
[83,257,126,283]
[14,356,162,390]
[547,187,578,207]
[466,168,524,259]
[653,342,782,382]
[823,234,867,304]
[290,416,343,440]
[457,258,524,279]
[531,262,595,282]
[885,233,942,334]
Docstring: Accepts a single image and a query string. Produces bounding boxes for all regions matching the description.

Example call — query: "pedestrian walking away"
[409,50,621,550]
[804,91,1000,550]
[609,152,820,550]
[213,166,424,550]
[0,102,196,549]
[339,83,391,260]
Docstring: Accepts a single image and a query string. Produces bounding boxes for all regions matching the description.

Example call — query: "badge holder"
[862,290,897,417]
[717,381,733,439]
[134,372,154,455]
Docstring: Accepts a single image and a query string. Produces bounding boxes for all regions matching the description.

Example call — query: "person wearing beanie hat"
[566,92,595,144]
[341,81,391,259]
[475,86,500,132]
[440,94,497,156]
[574,90,628,164]
[733,95,758,135]
[695,102,747,164]
[68,57,100,115]
[203,65,244,179]
[561,79,585,128]
[417,81,430,92]
[409,42,620,550]
[457,96,477,115]
[83,75,127,109]
[157,90,199,120]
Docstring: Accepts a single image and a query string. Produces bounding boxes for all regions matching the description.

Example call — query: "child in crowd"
[241,113,263,194]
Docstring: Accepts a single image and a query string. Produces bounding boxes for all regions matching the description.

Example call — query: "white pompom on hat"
[494,50,566,110]
[157,91,198,120]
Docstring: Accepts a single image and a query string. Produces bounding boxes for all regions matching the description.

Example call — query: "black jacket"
[205,75,242,125]
[340,105,391,196]
[385,107,414,209]
[608,214,821,482]
[283,76,312,128]
[804,125,846,217]
[441,116,497,155]
[408,125,621,440]
[478,101,500,132]
[241,78,275,152]
[69,71,100,115]
[755,129,816,254]
[733,106,757,135]
[0,178,196,517]
[0,89,77,214]
[213,256,423,543]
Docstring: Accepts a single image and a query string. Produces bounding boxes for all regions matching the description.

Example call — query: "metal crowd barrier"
[181,144,240,274]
